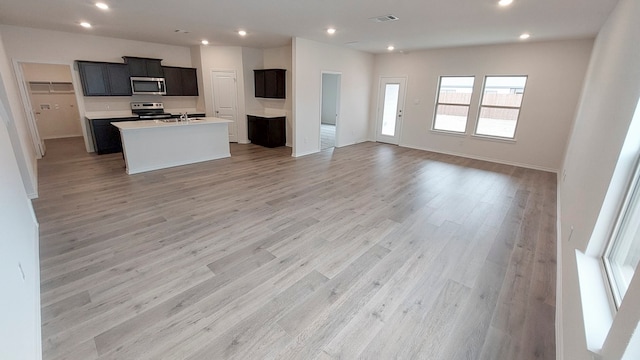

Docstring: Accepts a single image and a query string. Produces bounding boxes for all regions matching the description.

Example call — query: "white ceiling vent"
[369,15,399,23]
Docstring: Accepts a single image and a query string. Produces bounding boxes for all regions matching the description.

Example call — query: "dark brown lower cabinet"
[247,115,286,148]
[90,118,137,154]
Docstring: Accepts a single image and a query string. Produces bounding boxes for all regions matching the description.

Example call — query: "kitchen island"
[113,117,231,174]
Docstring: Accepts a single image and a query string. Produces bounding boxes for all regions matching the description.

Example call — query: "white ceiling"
[0,0,619,53]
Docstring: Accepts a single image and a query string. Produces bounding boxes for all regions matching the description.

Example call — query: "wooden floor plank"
[35,137,556,360]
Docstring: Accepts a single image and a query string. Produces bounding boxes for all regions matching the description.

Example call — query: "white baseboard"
[42,134,83,140]
[398,142,559,173]
[292,149,319,158]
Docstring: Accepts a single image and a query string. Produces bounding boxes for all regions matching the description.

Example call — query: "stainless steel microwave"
[131,77,166,95]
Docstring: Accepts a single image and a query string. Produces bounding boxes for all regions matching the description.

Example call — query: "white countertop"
[246,111,287,118]
[113,117,232,130]
[85,109,205,120]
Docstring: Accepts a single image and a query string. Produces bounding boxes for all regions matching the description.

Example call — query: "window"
[432,76,475,133]
[475,76,527,139]
[603,158,640,308]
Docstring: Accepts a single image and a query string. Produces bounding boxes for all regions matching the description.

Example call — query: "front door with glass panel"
[376,77,406,144]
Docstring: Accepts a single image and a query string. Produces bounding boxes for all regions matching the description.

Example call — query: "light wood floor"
[34,137,557,360]
[321,124,336,150]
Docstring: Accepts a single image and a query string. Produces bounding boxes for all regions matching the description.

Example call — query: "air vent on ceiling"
[369,15,399,23]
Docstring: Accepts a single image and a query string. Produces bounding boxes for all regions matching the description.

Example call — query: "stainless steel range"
[131,102,172,120]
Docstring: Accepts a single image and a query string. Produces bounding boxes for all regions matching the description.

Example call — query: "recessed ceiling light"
[201,40,209,45]
[387,45,395,51]
[498,0,513,6]
[519,33,531,40]
[327,28,336,35]
[95,2,109,10]
[238,30,247,36]
[80,22,92,28]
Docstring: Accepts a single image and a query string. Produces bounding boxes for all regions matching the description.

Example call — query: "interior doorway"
[320,72,340,150]
[15,62,82,157]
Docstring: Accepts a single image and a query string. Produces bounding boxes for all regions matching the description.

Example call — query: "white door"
[376,77,407,145]
[31,109,46,155]
[14,63,45,156]
[211,71,238,142]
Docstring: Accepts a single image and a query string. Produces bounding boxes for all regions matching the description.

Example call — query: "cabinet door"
[275,70,286,99]
[267,117,286,147]
[264,70,278,98]
[92,119,124,154]
[163,66,183,96]
[78,62,109,96]
[248,116,257,142]
[146,60,164,77]
[125,58,147,77]
[106,64,132,96]
[254,70,266,98]
[248,115,268,146]
[181,68,199,96]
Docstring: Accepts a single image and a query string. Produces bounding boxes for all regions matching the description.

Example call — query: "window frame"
[602,155,640,309]
[473,75,528,140]
[431,75,475,134]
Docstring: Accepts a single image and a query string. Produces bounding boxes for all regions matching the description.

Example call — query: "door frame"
[319,71,341,149]
[375,76,407,145]
[210,69,239,143]
[12,61,45,158]
[12,60,88,155]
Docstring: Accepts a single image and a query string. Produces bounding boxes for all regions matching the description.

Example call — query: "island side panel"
[119,122,230,174]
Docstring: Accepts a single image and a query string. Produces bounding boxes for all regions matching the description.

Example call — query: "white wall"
[23,63,82,139]
[0,25,195,151]
[558,0,640,358]
[0,29,37,197]
[21,63,72,82]
[242,47,264,116]
[262,45,293,146]
[197,45,249,142]
[372,39,593,172]
[293,38,374,156]
[0,33,42,360]
[29,93,81,139]
[321,73,339,125]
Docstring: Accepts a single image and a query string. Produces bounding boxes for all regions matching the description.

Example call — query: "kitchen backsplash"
[83,95,199,113]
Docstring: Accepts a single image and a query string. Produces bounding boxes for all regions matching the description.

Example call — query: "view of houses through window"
[432,76,475,133]
[475,76,527,139]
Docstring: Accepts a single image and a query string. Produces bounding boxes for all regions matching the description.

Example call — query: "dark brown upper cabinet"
[77,61,132,96]
[163,66,198,96]
[254,69,286,99]
[122,57,164,78]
